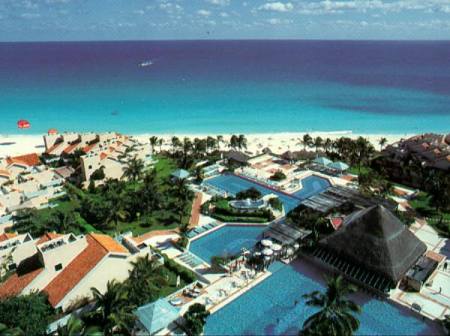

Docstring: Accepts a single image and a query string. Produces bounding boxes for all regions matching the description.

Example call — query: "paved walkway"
[188,192,203,229]
[132,229,179,245]
[391,219,450,320]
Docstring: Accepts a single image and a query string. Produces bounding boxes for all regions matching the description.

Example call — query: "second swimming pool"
[204,260,439,336]
[203,173,330,212]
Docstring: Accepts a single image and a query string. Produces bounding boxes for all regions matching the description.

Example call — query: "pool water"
[293,175,332,200]
[189,225,265,263]
[205,261,439,335]
[203,174,330,212]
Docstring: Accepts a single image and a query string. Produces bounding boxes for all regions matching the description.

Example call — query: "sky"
[1,0,450,41]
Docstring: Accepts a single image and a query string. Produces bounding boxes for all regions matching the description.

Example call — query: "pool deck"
[390,219,450,320]
[175,264,273,316]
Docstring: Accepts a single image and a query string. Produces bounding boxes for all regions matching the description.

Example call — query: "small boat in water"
[139,60,153,67]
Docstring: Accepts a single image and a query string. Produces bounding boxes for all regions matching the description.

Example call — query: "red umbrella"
[17,119,31,129]
[47,128,58,135]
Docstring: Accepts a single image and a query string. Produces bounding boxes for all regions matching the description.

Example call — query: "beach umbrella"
[47,128,58,135]
[17,119,30,129]
[313,156,332,166]
[329,161,350,171]
[261,239,273,247]
[262,248,273,256]
[271,244,282,252]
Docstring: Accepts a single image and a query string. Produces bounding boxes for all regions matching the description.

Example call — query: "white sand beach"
[0,131,411,158]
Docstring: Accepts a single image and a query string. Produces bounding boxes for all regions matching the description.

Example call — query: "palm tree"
[314,137,323,153]
[183,304,210,336]
[216,135,224,150]
[237,134,247,151]
[0,323,24,336]
[301,275,361,336]
[149,136,158,154]
[171,136,182,154]
[230,135,239,150]
[56,316,84,336]
[302,134,313,151]
[122,157,144,182]
[425,170,450,223]
[107,203,128,234]
[90,280,130,336]
[378,137,387,151]
[195,166,204,183]
[206,136,216,153]
[127,255,168,306]
[323,138,332,153]
[158,138,163,152]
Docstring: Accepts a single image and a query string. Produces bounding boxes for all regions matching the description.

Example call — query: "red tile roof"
[42,234,128,307]
[90,233,128,254]
[46,143,62,155]
[0,233,18,242]
[0,169,10,177]
[43,235,108,307]
[63,143,79,154]
[37,233,63,245]
[0,267,43,299]
[6,153,40,167]
[82,144,96,153]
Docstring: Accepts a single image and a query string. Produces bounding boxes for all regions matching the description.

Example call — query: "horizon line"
[1,38,450,43]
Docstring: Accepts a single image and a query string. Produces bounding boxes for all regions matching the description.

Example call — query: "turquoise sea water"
[1,41,449,135]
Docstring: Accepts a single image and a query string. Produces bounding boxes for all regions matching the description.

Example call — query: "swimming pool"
[203,174,330,212]
[189,225,265,263]
[205,260,439,335]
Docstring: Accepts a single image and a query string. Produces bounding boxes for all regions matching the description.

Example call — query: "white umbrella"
[271,244,282,252]
[261,239,273,247]
[262,248,273,256]
[264,256,271,261]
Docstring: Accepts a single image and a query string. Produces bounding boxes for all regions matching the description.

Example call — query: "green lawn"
[409,192,450,237]
[153,156,177,181]
[348,165,372,176]
[14,155,192,238]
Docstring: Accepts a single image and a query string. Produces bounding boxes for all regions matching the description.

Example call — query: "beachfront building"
[376,133,450,187]
[224,150,250,168]
[47,132,154,184]
[313,205,427,294]
[234,153,303,191]
[43,131,156,184]
[0,231,147,311]
[0,154,65,232]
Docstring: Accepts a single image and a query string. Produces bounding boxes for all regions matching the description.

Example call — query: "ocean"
[0,40,449,135]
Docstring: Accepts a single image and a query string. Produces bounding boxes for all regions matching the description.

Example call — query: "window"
[54,263,63,271]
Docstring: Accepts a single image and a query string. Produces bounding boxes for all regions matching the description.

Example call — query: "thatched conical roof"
[320,205,426,282]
